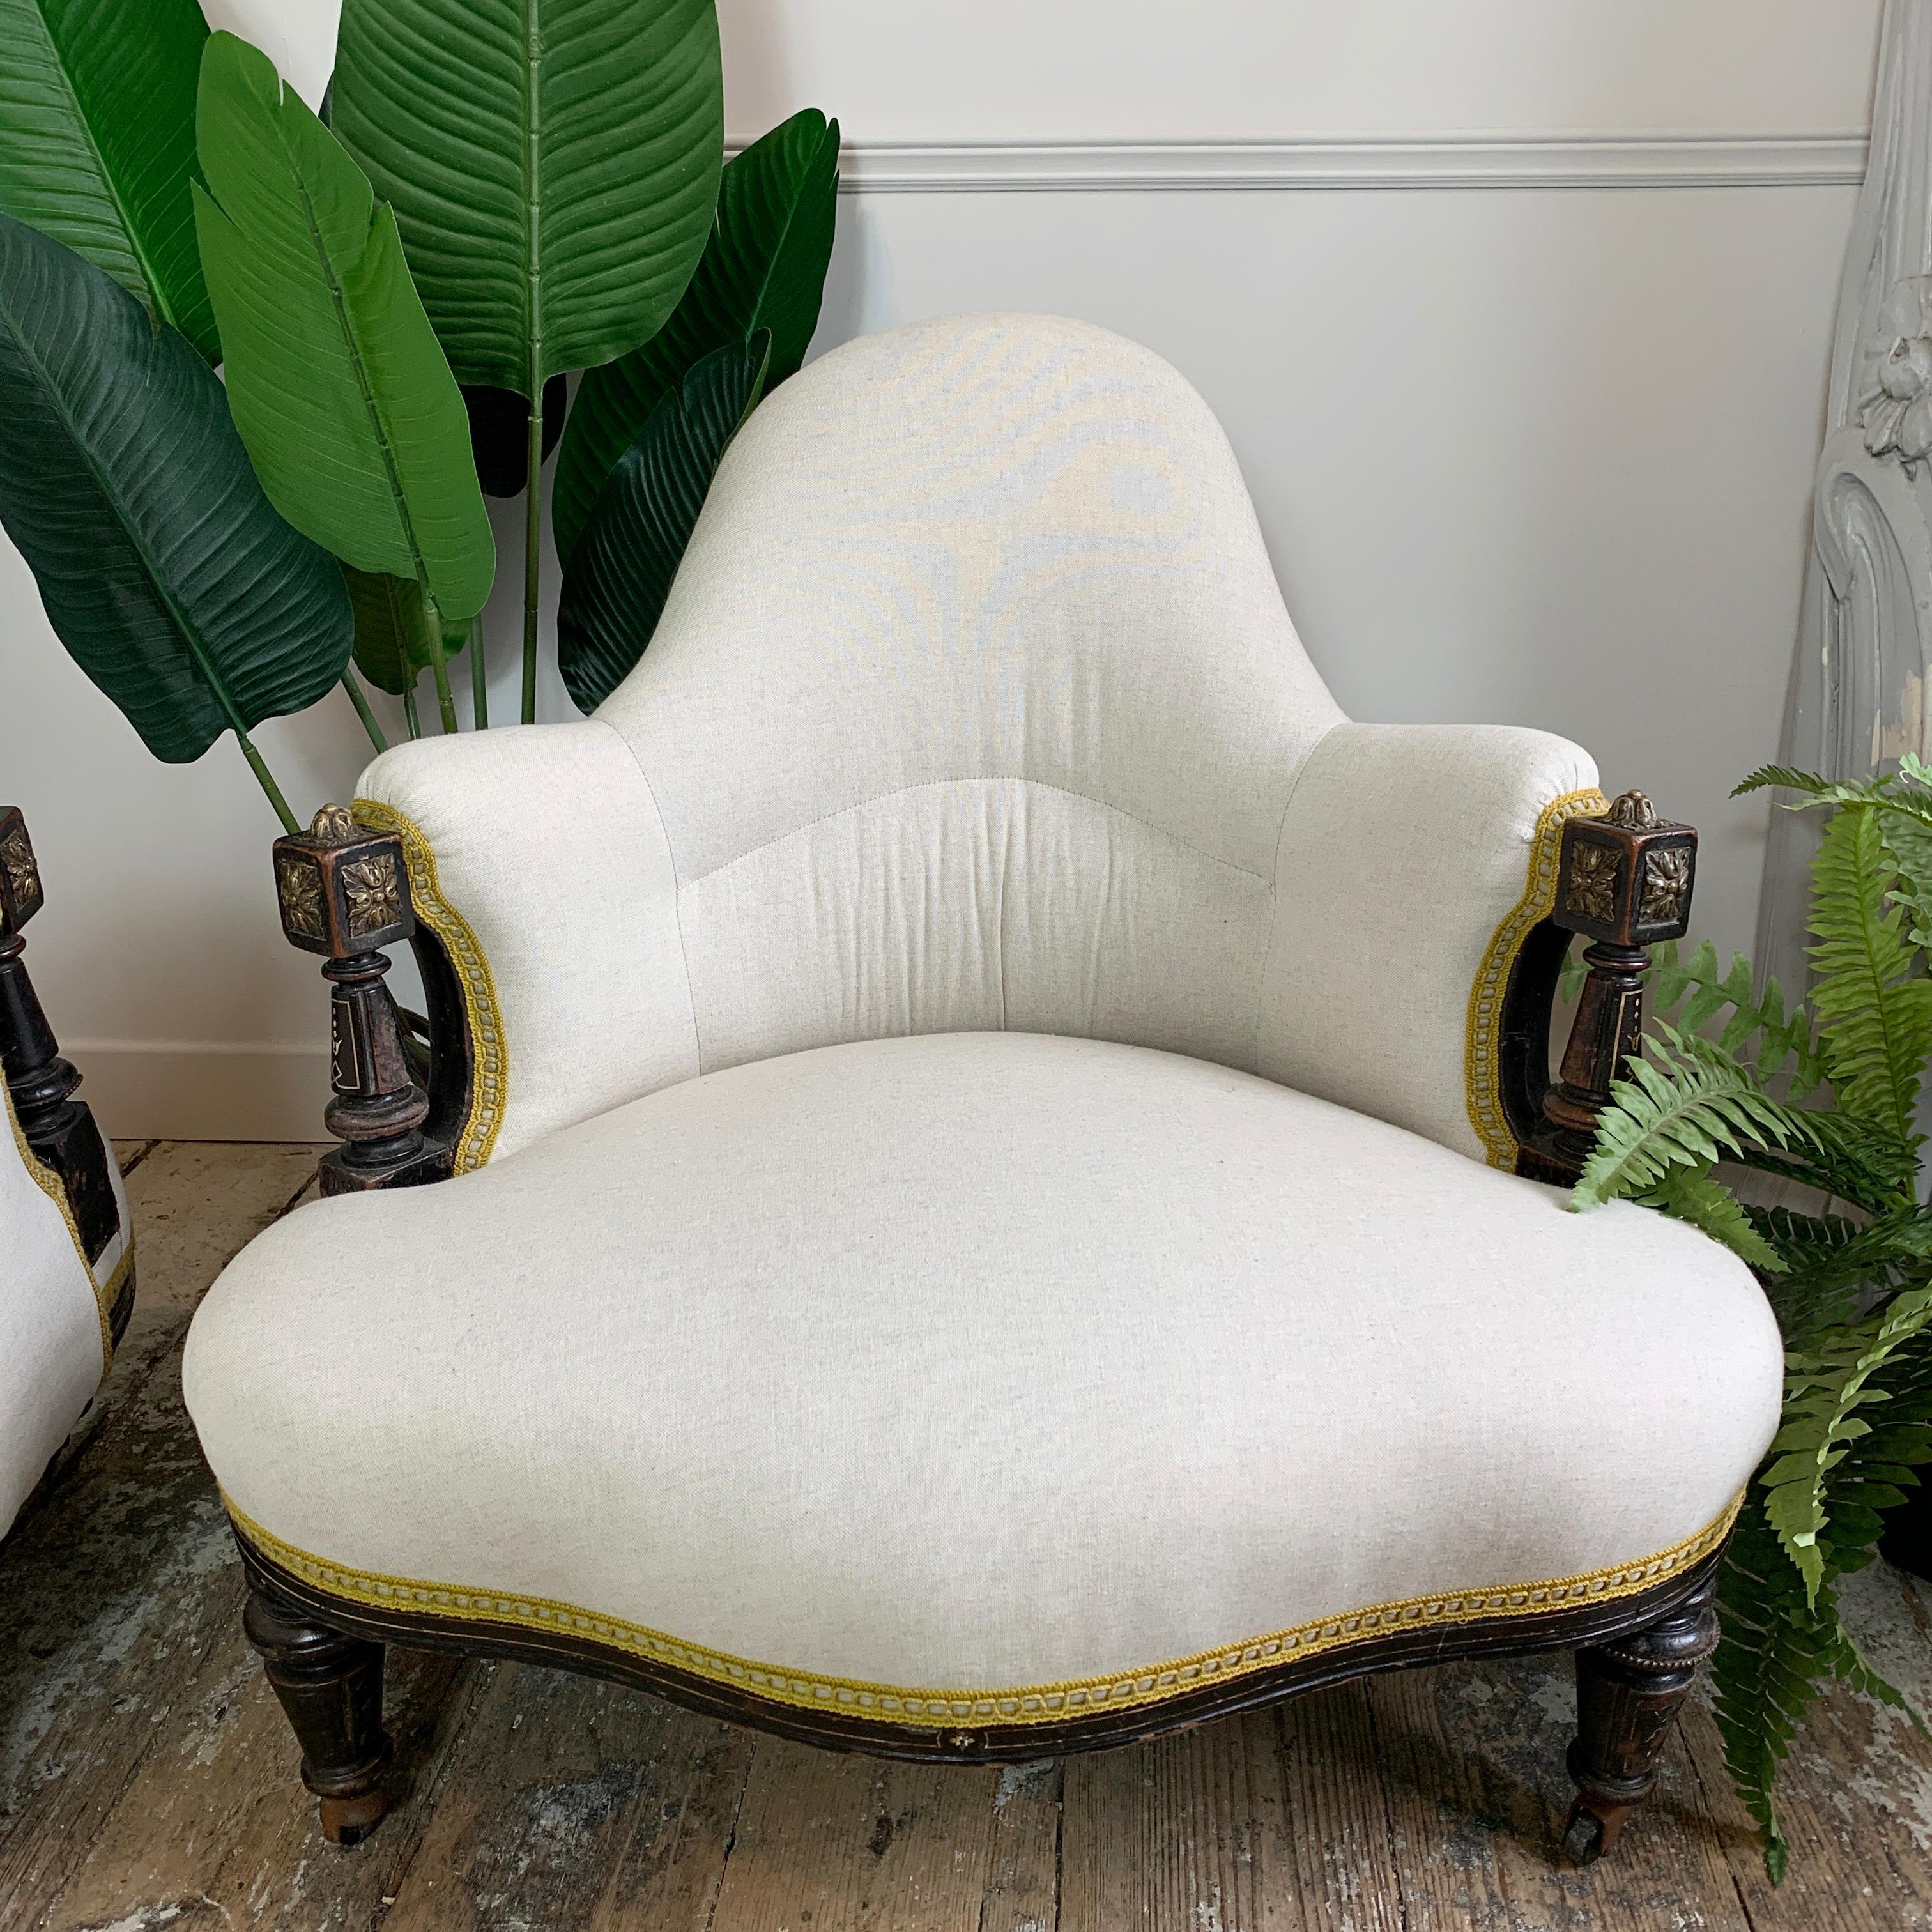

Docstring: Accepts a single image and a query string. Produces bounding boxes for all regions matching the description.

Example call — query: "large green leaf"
[344,565,468,696]
[554,109,838,562]
[193,33,495,622]
[0,211,351,761]
[0,0,217,361]
[557,334,768,711]
[330,0,724,399]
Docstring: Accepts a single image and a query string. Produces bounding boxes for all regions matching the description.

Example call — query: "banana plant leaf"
[0,0,218,362]
[553,110,838,564]
[344,566,468,696]
[0,212,351,762]
[193,33,495,624]
[465,377,567,496]
[330,0,724,401]
[557,334,768,712]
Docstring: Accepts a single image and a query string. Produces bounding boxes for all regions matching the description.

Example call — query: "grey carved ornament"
[1756,0,1932,999]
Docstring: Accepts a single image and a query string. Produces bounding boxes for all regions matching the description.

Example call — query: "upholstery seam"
[680,776,1273,890]
[225,1491,1741,1734]
[599,721,707,1078]
[1251,721,1345,1075]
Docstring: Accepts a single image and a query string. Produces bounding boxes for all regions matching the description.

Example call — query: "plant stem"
[403,680,422,740]
[522,392,542,724]
[341,669,388,753]
[470,610,489,729]
[424,598,460,733]
[234,728,300,835]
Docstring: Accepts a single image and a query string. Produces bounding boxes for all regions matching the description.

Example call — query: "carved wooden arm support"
[1,806,134,1340]
[1515,790,1698,1184]
[273,806,452,1196]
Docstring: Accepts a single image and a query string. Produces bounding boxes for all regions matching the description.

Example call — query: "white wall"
[1,2,1882,1137]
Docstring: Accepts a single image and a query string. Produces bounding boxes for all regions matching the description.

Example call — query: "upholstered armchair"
[183,315,1780,1863]
[3,807,135,1535]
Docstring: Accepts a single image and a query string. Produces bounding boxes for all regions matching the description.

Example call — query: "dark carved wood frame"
[0,806,134,1350]
[247,795,1711,1866]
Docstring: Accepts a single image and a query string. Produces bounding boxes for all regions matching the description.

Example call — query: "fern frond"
[1734,764,1839,799]
[1761,1284,1932,1602]
[1641,1168,1784,1271]
[1649,939,1825,1095]
[1746,1204,1932,1339]
[1571,1028,1822,1209]
[1805,805,1932,1150]
[1712,1506,1830,1883]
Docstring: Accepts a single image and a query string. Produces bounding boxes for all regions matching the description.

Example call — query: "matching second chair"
[179,315,1781,1862]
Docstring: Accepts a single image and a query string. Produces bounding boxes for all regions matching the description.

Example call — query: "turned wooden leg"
[1563,1570,1719,1862]
[243,1580,394,1846]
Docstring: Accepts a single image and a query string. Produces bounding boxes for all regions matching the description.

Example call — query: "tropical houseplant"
[0,0,839,829]
[1572,755,1932,1878]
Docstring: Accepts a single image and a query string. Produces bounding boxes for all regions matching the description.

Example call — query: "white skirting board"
[68,1043,331,1144]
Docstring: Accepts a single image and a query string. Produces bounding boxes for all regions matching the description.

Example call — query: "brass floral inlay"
[342,854,401,937]
[1641,847,1692,924]
[310,803,360,846]
[1606,790,1660,831]
[1,825,38,911]
[1565,842,1622,923]
[276,854,325,940]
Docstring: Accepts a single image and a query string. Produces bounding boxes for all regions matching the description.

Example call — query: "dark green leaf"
[344,566,467,696]
[554,108,838,562]
[0,212,350,760]
[0,0,217,360]
[557,334,768,711]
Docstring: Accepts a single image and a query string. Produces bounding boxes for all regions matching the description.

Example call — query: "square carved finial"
[271,806,413,957]
[0,806,45,936]
[1556,791,1697,946]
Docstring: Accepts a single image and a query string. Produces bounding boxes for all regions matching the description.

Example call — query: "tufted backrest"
[594,312,1346,1077]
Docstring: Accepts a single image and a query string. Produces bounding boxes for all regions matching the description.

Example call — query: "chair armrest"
[281,721,701,1188]
[1258,721,1624,1169]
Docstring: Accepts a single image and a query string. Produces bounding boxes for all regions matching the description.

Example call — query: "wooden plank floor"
[5,1142,1932,1931]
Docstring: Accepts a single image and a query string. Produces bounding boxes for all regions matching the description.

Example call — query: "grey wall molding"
[752,133,1870,194]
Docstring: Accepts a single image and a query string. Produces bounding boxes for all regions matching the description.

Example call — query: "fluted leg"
[1563,1572,1719,1862]
[243,1581,394,1846]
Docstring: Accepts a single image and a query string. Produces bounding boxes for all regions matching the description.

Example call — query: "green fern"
[1762,1284,1932,1601]
[1804,805,1932,1149]
[1571,1027,1823,1210]
[1637,1167,1782,1271]
[1577,767,1932,1880]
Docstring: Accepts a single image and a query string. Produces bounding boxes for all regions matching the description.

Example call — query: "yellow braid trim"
[353,799,507,1176]
[1465,786,1608,1169]
[227,1491,1740,1735]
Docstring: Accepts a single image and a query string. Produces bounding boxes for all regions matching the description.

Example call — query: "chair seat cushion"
[184,1032,1780,1729]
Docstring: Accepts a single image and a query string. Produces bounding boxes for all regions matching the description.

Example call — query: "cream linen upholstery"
[2,1086,111,1535]
[187,313,1781,1731]
[185,1033,1779,1709]
[356,314,1597,1169]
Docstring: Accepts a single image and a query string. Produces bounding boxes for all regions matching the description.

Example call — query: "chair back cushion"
[360,315,1591,1166]
[593,312,1345,1077]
